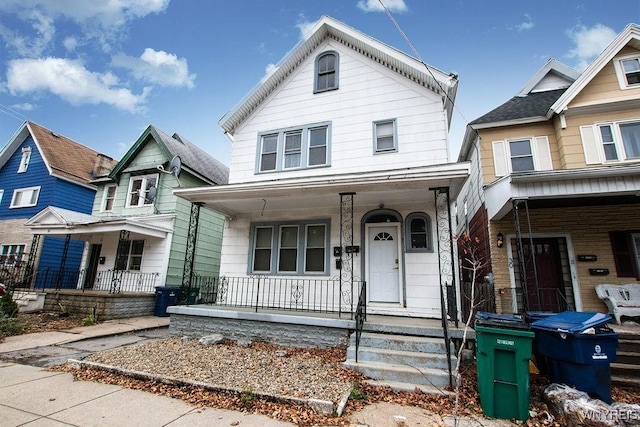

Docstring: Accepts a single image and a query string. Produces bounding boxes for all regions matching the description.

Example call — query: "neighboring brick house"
[457,25,640,315]
[0,121,116,288]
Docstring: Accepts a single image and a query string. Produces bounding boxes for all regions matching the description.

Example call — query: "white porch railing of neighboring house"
[1,263,160,294]
[188,275,365,318]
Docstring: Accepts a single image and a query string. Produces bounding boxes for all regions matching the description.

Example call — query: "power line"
[0,103,29,123]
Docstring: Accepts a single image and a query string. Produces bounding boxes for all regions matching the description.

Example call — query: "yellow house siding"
[478,122,558,185]
[490,205,640,314]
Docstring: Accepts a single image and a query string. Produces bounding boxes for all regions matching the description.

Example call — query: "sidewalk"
[0,316,170,354]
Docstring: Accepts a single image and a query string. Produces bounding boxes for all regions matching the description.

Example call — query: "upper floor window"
[101,184,117,212]
[492,136,552,177]
[249,220,329,275]
[126,174,157,207]
[257,123,330,173]
[405,213,433,252]
[115,239,144,271]
[10,186,40,208]
[374,119,397,153]
[598,122,640,161]
[615,55,640,88]
[0,244,25,265]
[18,147,31,173]
[314,51,339,93]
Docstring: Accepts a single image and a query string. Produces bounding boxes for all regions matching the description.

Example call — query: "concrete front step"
[351,332,454,354]
[346,346,454,370]
[344,359,452,388]
[611,362,640,377]
[364,379,455,396]
[611,374,640,388]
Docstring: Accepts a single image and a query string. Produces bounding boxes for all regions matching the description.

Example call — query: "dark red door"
[523,238,564,311]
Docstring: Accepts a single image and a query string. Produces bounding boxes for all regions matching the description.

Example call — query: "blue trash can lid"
[475,311,530,329]
[531,311,611,333]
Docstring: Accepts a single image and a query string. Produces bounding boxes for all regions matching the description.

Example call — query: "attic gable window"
[126,174,158,208]
[18,147,31,173]
[314,51,339,93]
[614,55,640,89]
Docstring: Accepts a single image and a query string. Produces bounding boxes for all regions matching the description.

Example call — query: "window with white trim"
[249,220,329,275]
[257,123,330,173]
[405,212,433,252]
[115,240,144,271]
[314,51,338,93]
[492,136,552,177]
[614,55,640,88]
[101,184,117,212]
[126,174,158,207]
[374,119,397,153]
[18,147,31,173]
[10,186,40,208]
[0,244,25,265]
[0,189,3,206]
[598,122,640,161]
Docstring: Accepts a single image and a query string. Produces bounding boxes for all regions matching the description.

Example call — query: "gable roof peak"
[517,58,579,96]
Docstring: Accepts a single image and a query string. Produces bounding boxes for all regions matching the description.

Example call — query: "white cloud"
[566,24,617,71]
[63,36,79,51]
[260,63,278,83]
[514,14,534,31]
[296,20,316,40]
[0,0,170,53]
[6,57,149,112]
[10,102,35,111]
[111,48,196,88]
[357,0,408,13]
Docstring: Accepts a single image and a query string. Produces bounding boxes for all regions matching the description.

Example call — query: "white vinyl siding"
[492,136,552,177]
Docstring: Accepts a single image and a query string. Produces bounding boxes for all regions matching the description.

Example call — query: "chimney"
[92,153,114,178]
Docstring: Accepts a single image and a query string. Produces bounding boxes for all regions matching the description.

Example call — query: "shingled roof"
[470,88,568,126]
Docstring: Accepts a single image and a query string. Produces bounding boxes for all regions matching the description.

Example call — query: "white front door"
[367,224,401,303]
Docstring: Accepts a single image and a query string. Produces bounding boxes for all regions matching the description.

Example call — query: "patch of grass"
[350,382,367,400]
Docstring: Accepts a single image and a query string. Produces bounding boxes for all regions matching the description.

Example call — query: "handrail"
[354,280,367,363]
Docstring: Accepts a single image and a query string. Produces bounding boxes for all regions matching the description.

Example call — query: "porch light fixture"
[496,232,504,248]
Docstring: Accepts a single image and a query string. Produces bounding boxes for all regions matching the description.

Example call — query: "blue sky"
[0,0,639,166]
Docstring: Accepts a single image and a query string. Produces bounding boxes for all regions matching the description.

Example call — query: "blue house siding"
[34,237,85,289]
[1,134,96,282]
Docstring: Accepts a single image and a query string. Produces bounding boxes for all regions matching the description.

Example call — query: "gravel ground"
[84,338,353,404]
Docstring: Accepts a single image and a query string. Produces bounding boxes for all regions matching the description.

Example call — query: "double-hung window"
[615,55,640,88]
[0,244,25,265]
[126,174,158,207]
[101,185,117,212]
[405,213,433,252]
[10,186,40,208]
[374,119,397,153]
[314,51,338,93]
[257,123,330,173]
[509,139,535,172]
[115,240,144,271]
[582,121,640,164]
[249,220,329,275]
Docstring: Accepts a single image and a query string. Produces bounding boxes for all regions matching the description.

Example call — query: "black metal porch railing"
[191,275,365,317]
[1,263,159,293]
[496,286,573,313]
[354,280,366,362]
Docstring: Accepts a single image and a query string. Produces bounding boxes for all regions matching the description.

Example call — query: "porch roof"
[173,163,470,218]
[25,206,173,239]
[485,163,640,220]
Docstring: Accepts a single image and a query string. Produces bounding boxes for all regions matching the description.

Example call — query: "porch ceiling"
[174,163,470,217]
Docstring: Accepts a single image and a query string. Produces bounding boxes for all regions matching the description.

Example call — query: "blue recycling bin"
[154,286,180,317]
[531,311,618,403]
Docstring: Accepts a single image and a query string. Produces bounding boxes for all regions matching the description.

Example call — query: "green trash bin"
[475,315,534,421]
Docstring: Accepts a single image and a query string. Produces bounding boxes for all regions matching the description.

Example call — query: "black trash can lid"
[475,312,530,330]
[531,311,612,334]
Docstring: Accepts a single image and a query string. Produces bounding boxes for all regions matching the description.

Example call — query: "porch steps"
[344,332,455,393]
[612,332,640,388]
[13,291,45,313]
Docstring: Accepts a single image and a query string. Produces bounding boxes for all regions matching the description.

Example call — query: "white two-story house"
[173,16,468,342]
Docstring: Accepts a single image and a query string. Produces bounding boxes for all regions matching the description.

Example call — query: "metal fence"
[187,275,365,317]
[496,286,573,313]
[1,263,159,293]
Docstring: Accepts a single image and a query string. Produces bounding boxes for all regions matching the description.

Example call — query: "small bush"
[82,307,98,326]
[0,290,19,318]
